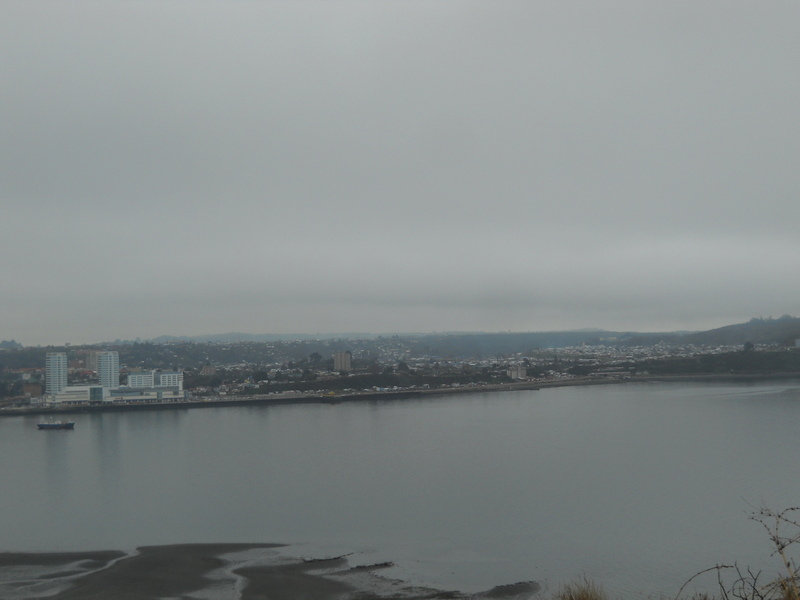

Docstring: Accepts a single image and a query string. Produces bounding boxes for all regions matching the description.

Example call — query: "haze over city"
[3,1,799,346]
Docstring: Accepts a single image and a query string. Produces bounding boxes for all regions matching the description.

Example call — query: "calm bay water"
[2,381,800,597]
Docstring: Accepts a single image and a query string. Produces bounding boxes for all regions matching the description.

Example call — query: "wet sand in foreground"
[0,543,540,600]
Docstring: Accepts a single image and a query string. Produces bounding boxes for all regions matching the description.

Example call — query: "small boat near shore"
[37,421,75,430]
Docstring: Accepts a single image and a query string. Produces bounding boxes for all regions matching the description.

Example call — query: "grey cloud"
[2,1,799,344]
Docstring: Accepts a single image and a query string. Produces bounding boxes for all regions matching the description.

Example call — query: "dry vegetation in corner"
[552,577,608,600]
[550,506,800,600]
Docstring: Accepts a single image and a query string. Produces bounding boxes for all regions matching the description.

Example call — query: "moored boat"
[37,421,75,430]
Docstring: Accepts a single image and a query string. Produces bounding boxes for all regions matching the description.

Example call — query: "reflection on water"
[1,381,799,597]
[43,430,72,498]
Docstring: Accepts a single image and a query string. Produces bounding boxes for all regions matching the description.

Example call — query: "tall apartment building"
[333,351,352,372]
[45,352,68,395]
[84,350,100,372]
[506,365,527,380]
[98,351,119,389]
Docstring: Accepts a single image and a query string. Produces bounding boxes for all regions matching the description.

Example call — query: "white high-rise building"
[45,352,68,395]
[98,351,119,389]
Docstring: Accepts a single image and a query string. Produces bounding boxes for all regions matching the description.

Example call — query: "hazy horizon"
[3,2,799,346]
[7,317,785,347]
[0,316,786,347]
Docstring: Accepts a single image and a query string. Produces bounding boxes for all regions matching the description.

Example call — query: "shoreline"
[3,372,800,419]
[0,543,540,600]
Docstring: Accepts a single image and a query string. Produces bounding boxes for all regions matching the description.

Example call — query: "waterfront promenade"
[5,371,799,418]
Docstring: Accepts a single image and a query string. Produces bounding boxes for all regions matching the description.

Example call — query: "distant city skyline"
[3,2,799,346]
[43,349,186,403]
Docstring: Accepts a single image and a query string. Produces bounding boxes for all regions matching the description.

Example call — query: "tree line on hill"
[1,316,799,380]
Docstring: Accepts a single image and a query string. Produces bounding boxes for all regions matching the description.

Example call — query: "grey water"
[2,381,800,597]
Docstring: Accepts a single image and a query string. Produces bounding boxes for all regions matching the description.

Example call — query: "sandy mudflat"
[0,543,540,600]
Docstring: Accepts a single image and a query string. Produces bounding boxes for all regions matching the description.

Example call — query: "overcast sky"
[2,1,799,345]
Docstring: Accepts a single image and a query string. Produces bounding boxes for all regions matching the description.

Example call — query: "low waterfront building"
[104,387,187,403]
[127,370,183,390]
[51,385,105,405]
[127,371,156,388]
[156,371,183,389]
